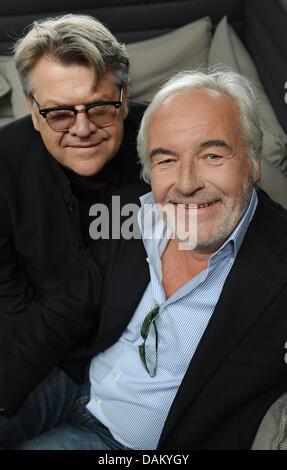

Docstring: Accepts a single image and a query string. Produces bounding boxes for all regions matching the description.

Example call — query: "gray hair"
[13,14,130,96]
[137,66,263,182]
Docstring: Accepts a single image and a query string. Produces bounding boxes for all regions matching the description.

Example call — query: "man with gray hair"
[0,67,287,450]
[0,14,146,316]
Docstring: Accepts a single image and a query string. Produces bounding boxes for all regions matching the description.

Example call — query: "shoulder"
[257,188,287,223]
[0,115,35,140]
[0,115,42,158]
[257,188,287,219]
[0,115,47,171]
[253,188,287,249]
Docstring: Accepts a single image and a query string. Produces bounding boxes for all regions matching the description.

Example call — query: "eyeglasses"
[31,87,123,132]
[138,305,160,377]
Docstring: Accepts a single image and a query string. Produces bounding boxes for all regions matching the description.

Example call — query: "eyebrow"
[149,148,179,159]
[199,139,232,152]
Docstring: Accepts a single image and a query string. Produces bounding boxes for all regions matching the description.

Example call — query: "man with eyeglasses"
[1,68,287,451]
[0,14,146,317]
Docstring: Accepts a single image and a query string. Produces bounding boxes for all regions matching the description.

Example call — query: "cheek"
[150,169,171,203]
[206,163,248,195]
[40,129,64,155]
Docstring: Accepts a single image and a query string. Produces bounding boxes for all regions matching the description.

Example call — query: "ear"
[122,85,129,120]
[25,96,40,131]
[253,152,261,184]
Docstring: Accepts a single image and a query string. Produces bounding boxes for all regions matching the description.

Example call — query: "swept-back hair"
[14,14,130,96]
[137,66,263,182]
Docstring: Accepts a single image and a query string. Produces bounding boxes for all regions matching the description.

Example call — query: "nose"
[175,157,205,196]
[69,111,97,138]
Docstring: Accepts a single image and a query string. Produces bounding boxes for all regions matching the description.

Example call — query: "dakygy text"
[141,454,189,464]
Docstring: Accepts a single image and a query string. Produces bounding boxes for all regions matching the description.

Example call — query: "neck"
[161,238,213,299]
[172,237,217,265]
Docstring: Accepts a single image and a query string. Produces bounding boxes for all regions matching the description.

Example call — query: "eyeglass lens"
[46,104,117,131]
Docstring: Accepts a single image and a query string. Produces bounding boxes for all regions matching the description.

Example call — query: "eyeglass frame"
[138,305,160,378]
[30,87,124,132]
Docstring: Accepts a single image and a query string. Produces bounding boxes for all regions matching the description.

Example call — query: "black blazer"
[0,184,287,450]
[0,102,146,315]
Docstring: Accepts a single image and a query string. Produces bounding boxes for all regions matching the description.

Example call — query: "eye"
[48,109,74,121]
[151,157,176,171]
[204,154,223,165]
[88,104,111,117]
[207,154,221,160]
[158,158,175,165]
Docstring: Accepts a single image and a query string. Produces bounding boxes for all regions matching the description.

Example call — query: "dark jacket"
[0,102,146,315]
[0,183,287,449]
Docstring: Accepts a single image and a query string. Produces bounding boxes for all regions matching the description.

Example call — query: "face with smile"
[148,89,261,253]
[26,56,128,176]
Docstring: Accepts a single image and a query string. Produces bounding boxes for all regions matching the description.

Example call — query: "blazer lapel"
[96,235,150,349]
[159,196,287,447]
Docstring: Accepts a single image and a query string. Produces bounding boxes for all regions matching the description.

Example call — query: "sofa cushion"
[0,55,28,121]
[0,71,12,126]
[127,17,211,102]
[0,73,10,98]
[259,156,287,209]
[208,16,287,178]
[251,392,287,450]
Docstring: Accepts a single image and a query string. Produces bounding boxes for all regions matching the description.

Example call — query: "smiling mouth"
[69,143,103,148]
[176,200,219,209]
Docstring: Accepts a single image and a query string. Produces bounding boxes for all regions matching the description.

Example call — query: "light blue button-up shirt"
[87,189,258,450]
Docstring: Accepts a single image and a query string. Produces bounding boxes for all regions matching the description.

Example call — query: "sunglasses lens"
[139,306,159,377]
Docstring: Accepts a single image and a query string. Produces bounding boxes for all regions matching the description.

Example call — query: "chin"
[70,160,106,177]
[73,168,100,177]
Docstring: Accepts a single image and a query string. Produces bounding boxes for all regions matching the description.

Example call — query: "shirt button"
[96,399,102,406]
[115,373,121,380]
